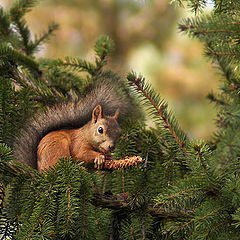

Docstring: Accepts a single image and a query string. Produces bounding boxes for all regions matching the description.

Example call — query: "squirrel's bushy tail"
[12,82,134,169]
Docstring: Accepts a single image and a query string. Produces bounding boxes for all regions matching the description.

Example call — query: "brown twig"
[0,183,5,214]
[180,24,240,35]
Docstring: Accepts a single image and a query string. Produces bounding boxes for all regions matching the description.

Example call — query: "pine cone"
[104,156,142,170]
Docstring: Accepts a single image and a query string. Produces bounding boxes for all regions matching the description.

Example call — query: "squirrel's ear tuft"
[92,105,103,123]
[113,108,120,120]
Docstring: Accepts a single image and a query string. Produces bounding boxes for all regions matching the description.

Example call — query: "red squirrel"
[37,105,120,171]
[12,84,133,171]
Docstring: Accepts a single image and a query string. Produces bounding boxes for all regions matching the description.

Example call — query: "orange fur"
[37,105,121,171]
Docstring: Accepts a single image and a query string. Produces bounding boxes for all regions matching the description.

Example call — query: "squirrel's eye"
[98,126,103,134]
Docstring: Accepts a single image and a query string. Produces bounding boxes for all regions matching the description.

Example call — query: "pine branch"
[29,22,59,54]
[155,188,202,205]
[16,191,55,240]
[179,14,240,40]
[0,44,40,74]
[0,7,11,37]
[179,14,240,70]
[13,67,65,104]
[94,35,115,60]
[0,214,17,239]
[0,143,13,163]
[189,144,222,195]
[206,42,240,89]
[9,0,39,18]
[206,48,240,57]
[154,185,206,213]
[0,156,142,180]
[66,181,71,234]
[0,160,39,180]
[9,0,40,55]
[169,0,184,7]
[127,73,188,155]
[193,144,208,173]
[204,220,230,238]
[174,217,195,233]
[170,0,207,13]
[188,0,207,14]
[48,35,115,78]
[10,18,31,55]
[179,22,240,35]
[214,1,240,14]
[93,191,193,220]
[49,57,96,76]
[207,92,227,105]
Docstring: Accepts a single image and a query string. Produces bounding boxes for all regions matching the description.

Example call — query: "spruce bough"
[0,0,239,239]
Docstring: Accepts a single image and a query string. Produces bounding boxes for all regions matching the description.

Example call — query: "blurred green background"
[0,0,219,139]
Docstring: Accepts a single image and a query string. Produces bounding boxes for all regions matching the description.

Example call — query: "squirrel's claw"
[94,155,105,169]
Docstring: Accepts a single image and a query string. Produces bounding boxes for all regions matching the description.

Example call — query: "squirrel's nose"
[109,144,115,151]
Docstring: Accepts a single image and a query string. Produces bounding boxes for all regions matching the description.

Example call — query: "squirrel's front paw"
[94,155,105,169]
